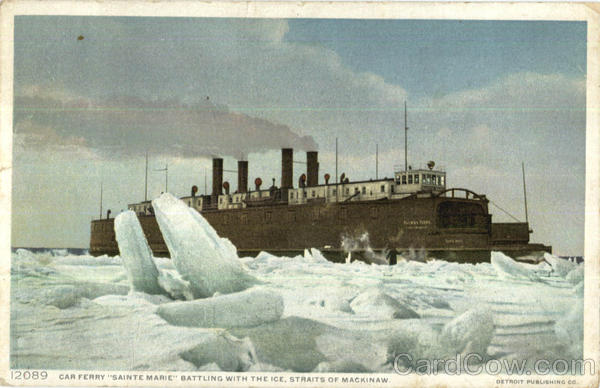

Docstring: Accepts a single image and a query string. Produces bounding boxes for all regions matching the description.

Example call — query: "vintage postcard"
[0,1,598,387]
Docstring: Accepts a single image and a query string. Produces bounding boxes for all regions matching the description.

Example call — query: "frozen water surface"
[10,196,583,373]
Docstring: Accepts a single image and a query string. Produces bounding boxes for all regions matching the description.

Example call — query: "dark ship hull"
[90,188,551,263]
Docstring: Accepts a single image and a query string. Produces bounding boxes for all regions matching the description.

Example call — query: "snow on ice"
[10,194,584,373]
[157,287,284,328]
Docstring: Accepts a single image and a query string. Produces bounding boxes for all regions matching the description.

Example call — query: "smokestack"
[212,158,223,196]
[281,148,293,189]
[238,160,248,193]
[307,151,319,187]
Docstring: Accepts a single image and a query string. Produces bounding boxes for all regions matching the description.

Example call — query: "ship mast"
[404,101,408,172]
[155,163,168,193]
[522,162,529,224]
[335,137,338,203]
[144,152,148,202]
[376,143,379,179]
[99,181,103,219]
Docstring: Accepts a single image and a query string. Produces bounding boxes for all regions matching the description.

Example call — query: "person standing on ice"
[386,245,398,265]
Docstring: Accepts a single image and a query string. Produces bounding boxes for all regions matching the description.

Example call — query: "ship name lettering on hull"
[403,220,431,226]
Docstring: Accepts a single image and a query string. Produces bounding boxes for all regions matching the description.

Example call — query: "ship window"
[346,188,349,195]
[408,174,413,184]
[380,185,385,193]
[312,190,315,197]
[441,176,445,186]
[437,201,484,228]
[303,191,307,198]
[401,175,407,184]
[332,189,337,195]
[362,187,366,194]
[219,198,223,204]
[415,174,419,184]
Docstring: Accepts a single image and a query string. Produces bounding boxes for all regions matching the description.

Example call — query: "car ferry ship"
[90,146,551,263]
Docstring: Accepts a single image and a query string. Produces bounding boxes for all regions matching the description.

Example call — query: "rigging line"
[489,200,521,223]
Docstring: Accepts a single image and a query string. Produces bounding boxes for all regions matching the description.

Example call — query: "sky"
[11,16,587,255]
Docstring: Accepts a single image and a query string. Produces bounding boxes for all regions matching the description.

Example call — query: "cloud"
[11,16,586,254]
[14,87,318,159]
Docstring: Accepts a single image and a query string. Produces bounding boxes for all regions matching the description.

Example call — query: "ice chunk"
[152,193,257,298]
[303,248,329,264]
[114,211,164,295]
[315,332,388,372]
[308,293,354,314]
[386,320,444,365]
[187,203,239,260]
[180,332,257,371]
[73,281,129,299]
[440,308,494,356]
[156,287,283,328]
[39,285,80,309]
[554,302,583,359]
[491,251,539,281]
[544,253,578,278]
[230,316,331,372]
[157,268,194,301]
[30,281,130,309]
[566,266,584,285]
[53,255,122,266]
[350,289,419,319]
[573,281,584,296]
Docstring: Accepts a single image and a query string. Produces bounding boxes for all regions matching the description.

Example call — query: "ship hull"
[90,196,551,263]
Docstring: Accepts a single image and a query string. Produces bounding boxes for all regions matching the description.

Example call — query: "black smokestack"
[307,151,319,187]
[281,148,293,189]
[212,158,223,196]
[238,160,248,193]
